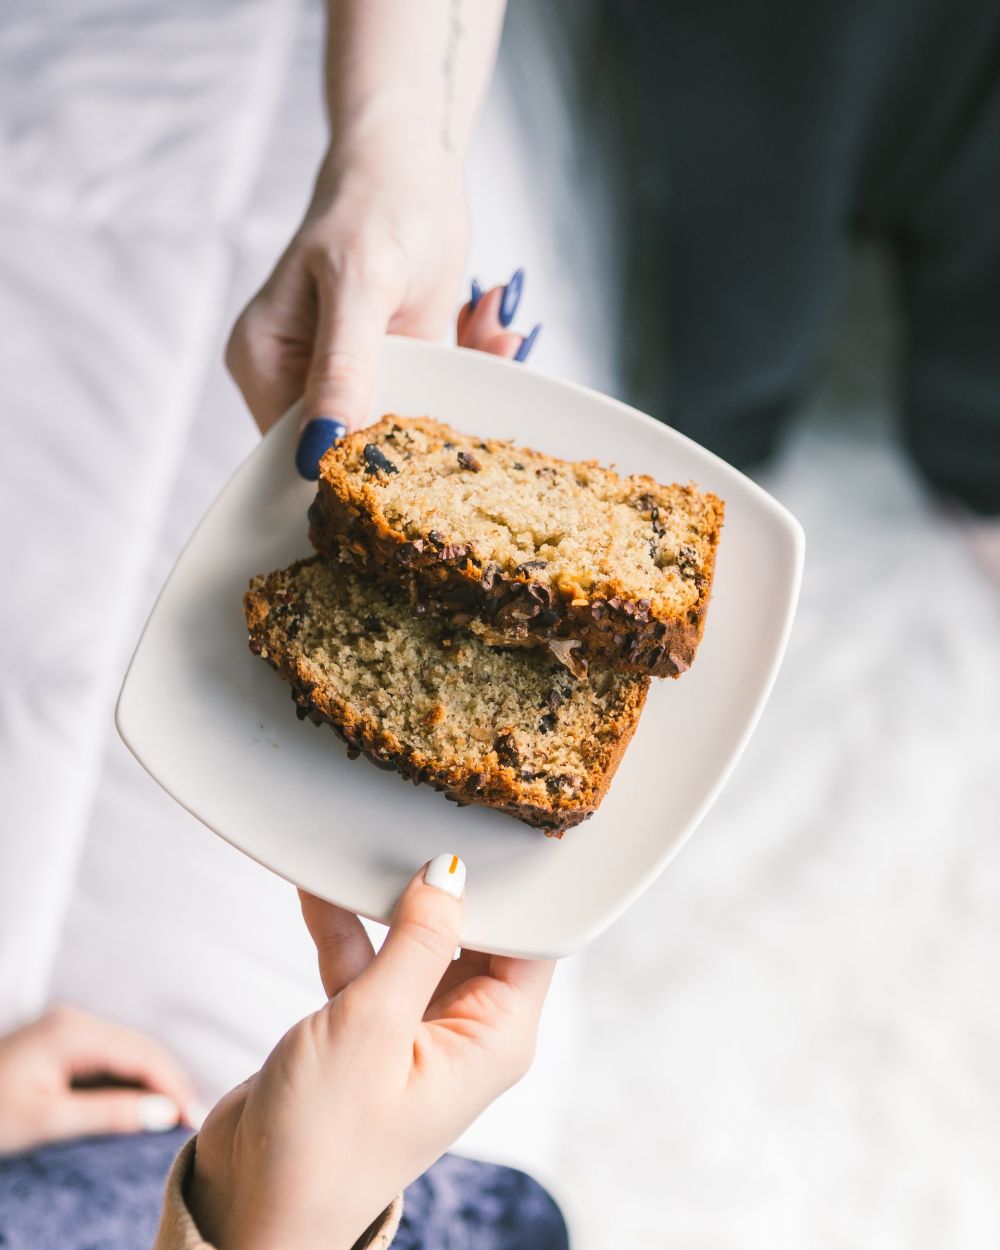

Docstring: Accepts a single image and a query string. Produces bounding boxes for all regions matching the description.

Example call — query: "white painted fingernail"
[138,1094,181,1132]
[424,853,466,898]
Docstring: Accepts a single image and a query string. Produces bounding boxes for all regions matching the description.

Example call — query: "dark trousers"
[604,0,1000,513]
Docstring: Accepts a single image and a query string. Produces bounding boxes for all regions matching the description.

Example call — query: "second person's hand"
[188,855,555,1250]
[0,1006,197,1156]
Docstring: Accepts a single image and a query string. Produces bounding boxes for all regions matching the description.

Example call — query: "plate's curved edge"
[582,514,807,946]
[113,338,807,961]
[115,400,303,747]
[119,697,578,960]
[117,646,579,961]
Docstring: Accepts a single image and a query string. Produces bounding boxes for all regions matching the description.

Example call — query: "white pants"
[0,0,594,1189]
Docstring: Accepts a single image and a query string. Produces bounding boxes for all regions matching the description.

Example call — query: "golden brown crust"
[309,416,724,679]
[244,563,648,836]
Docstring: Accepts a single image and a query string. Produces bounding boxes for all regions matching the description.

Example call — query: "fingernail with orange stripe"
[424,852,467,899]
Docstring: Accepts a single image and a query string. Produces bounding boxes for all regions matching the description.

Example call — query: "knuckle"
[300,235,343,280]
[223,322,245,376]
[330,985,383,1034]
[224,305,265,376]
[399,911,458,962]
[41,1004,79,1035]
[308,348,366,390]
[335,982,373,1022]
[354,245,403,296]
[276,1018,321,1069]
[311,929,346,965]
[303,231,402,299]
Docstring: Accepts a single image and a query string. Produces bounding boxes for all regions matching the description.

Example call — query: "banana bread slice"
[244,557,649,835]
[308,416,723,679]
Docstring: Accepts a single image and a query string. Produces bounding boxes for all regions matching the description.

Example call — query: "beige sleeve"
[153,1136,403,1250]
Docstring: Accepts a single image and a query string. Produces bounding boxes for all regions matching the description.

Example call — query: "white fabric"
[0,0,583,1207]
[1,4,998,1249]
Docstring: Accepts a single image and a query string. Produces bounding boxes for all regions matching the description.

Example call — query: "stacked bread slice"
[245,416,723,835]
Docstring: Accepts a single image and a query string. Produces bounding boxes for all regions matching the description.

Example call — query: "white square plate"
[117,337,803,958]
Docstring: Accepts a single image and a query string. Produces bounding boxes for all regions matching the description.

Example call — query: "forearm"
[324,0,505,167]
[228,1,505,434]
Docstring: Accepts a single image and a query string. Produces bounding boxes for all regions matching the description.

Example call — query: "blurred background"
[1,2,998,1247]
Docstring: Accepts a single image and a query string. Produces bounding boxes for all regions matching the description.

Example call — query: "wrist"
[306,136,464,226]
[187,1158,395,1250]
[323,116,464,187]
[323,0,503,171]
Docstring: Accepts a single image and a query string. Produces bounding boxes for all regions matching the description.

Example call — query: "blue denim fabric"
[0,1128,569,1250]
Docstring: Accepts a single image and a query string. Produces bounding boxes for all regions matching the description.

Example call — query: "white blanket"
[1,3,997,1247]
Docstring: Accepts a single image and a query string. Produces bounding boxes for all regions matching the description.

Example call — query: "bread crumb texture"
[244,558,649,834]
[310,416,724,677]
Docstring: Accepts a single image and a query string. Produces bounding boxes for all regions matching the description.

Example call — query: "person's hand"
[226,141,470,472]
[188,855,555,1250]
[226,150,541,482]
[0,1006,198,1156]
[225,0,516,481]
[456,270,541,364]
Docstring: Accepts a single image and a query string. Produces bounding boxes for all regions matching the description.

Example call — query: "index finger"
[301,265,388,430]
[483,955,557,1006]
[298,890,376,1000]
[430,950,555,1011]
[294,271,390,480]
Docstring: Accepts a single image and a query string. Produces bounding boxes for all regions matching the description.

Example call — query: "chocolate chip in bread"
[309,416,723,678]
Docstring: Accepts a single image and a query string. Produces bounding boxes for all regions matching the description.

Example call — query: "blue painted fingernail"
[295,417,347,480]
[499,268,524,328]
[513,323,542,363]
[469,278,483,311]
